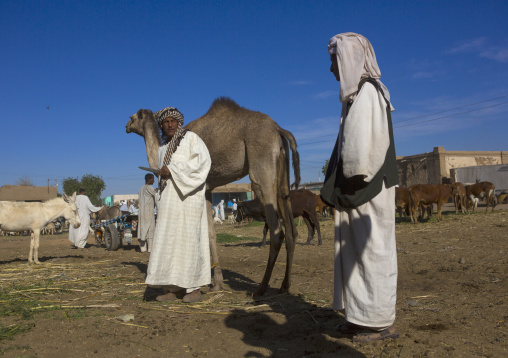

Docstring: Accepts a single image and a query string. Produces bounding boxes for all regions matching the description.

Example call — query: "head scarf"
[328,32,392,108]
[154,107,184,143]
[154,106,188,193]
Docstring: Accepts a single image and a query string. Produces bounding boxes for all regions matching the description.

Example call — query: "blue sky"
[1,0,507,197]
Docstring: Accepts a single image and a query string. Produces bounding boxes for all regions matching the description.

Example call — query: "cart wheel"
[104,224,120,251]
[94,230,103,248]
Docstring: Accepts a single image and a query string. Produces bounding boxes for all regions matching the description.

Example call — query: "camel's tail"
[278,127,301,190]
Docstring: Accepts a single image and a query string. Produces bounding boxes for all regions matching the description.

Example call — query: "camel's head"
[126,109,155,135]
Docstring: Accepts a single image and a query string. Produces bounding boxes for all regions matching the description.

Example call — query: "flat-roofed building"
[211,183,253,208]
[0,185,57,202]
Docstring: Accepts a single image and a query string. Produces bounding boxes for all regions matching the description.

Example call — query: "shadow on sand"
[222,267,366,357]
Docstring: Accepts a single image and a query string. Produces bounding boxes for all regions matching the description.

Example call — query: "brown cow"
[450,182,467,214]
[408,184,453,223]
[238,189,322,245]
[465,181,496,212]
[315,194,333,220]
[395,187,410,218]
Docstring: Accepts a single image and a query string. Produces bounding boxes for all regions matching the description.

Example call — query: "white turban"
[328,32,392,108]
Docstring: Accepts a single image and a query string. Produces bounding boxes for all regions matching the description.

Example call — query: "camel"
[126,97,300,296]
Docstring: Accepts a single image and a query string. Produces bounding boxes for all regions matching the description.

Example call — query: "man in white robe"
[68,188,103,249]
[218,199,225,221]
[232,199,238,219]
[129,200,138,214]
[119,200,129,214]
[320,32,399,342]
[138,174,156,253]
[145,107,211,303]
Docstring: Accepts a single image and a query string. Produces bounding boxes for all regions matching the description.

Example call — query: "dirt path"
[0,206,506,357]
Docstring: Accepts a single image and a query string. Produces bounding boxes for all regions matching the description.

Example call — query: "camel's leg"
[275,142,297,294]
[261,223,269,246]
[206,191,225,291]
[278,192,295,294]
[249,138,296,297]
[250,178,284,297]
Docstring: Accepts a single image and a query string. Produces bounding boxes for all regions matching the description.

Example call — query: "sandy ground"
[0,202,506,357]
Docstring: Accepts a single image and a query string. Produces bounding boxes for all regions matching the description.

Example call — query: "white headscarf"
[328,32,392,109]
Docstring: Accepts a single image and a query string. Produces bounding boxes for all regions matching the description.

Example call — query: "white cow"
[0,193,81,264]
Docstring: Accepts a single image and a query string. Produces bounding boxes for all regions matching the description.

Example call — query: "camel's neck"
[143,124,161,169]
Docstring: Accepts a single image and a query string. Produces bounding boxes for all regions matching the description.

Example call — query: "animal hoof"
[252,287,267,298]
[278,287,290,295]
[210,283,226,292]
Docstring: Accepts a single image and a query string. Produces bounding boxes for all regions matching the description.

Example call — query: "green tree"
[62,177,80,196]
[62,174,106,206]
[80,174,106,205]
[321,159,329,177]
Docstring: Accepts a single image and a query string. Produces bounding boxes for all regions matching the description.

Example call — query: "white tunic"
[218,200,225,220]
[145,131,212,288]
[332,83,397,328]
[137,184,156,241]
[68,195,102,248]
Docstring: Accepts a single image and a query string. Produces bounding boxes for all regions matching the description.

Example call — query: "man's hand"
[160,165,171,179]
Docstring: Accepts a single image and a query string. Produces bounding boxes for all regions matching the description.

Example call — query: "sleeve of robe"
[168,132,212,197]
[84,197,103,213]
[340,82,390,182]
[146,185,156,198]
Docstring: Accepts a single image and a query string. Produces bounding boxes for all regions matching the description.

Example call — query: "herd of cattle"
[234,181,501,245]
[395,181,498,223]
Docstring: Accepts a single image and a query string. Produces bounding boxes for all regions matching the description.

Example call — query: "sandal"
[182,289,202,303]
[155,289,185,302]
[352,327,400,343]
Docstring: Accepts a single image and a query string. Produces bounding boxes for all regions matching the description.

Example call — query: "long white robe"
[138,184,156,251]
[332,83,397,328]
[68,195,102,248]
[145,131,212,290]
[218,200,225,221]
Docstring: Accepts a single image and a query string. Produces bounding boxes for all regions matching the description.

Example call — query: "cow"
[237,189,322,245]
[408,184,453,223]
[315,194,333,220]
[465,181,496,212]
[450,182,467,214]
[395,187,410,218]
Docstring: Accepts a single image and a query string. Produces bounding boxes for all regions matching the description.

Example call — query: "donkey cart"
[92,214,138,251]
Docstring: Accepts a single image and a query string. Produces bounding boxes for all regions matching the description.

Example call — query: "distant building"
[102,194,139,206]
[0,185,57,202]
[451,164,508,190]
[298,147,508,193]
[211,183,253,206]
[397,147,508,187]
